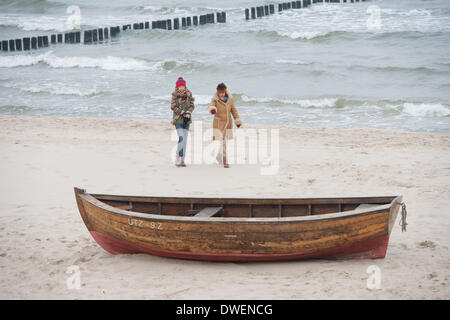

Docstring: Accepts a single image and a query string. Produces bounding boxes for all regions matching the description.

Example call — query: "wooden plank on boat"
[91,194,396,206]
[116,202,132,210]
[194,207,223,217]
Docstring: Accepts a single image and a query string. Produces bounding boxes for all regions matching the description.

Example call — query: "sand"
[0,114,449,300]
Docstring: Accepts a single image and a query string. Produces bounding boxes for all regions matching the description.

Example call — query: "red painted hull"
[90,231,389,261]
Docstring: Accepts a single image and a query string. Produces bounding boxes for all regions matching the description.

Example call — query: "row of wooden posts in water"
[1,0,368,52]
[246,0,365,19]
[0,12,226,52]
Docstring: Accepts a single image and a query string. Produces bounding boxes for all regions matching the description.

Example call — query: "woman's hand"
[185,113,191,119]
[208,105,217,115]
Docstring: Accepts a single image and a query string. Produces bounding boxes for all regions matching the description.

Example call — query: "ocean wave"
[400,103,450,117]
[0,51,313,73]
[0,19,68,32]
[129,5,192,16]
[276,30,348,40]
[150,93,450,118]
[381,8,432,17]
[237,28,348,41]
[234,95,450,118]
[130,5,229,13]
[0,51,164,71]
[275,59,314,66]
[238,94,339,108]
[0,104,34,113]
[348,64,444,75]
[3,84,105,97]
[0,0,64,10]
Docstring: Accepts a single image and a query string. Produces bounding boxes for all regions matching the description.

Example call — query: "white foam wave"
[27,86,101,97]
[241,95,338,108]
[275,59,312,65]
[0,15,70,32]
[277,30,329,40]
[401,103,450,117]
[0,51,162,71]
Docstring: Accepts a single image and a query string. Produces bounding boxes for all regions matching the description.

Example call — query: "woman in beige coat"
[208,82,243,168]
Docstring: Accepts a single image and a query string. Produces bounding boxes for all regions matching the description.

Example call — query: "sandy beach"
[0,114,449,300]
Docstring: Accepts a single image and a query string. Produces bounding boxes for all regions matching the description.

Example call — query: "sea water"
[0,0,449,133]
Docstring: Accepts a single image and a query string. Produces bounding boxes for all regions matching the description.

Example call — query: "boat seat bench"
[194,207,223,217]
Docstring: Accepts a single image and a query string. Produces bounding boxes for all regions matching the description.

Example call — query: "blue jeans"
[175,123,190,159]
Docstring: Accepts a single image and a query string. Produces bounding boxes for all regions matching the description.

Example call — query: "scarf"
[173,87,194,109]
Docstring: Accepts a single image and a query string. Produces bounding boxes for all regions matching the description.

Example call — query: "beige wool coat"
[208,91,243,140]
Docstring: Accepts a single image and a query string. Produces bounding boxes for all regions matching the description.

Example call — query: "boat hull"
[90,230,390,261]
[75,188,401,261]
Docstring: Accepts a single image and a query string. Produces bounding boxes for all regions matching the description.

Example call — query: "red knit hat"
[176,77,186,88]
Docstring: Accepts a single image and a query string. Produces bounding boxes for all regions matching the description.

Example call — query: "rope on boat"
[398,202,408,232]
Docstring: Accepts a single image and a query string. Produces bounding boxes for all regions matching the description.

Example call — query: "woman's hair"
[216,83,227,90]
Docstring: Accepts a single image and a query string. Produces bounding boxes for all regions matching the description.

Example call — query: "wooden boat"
[74,187,406,261]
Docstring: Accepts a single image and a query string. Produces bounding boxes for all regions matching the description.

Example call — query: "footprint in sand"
[417,240,436,249]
